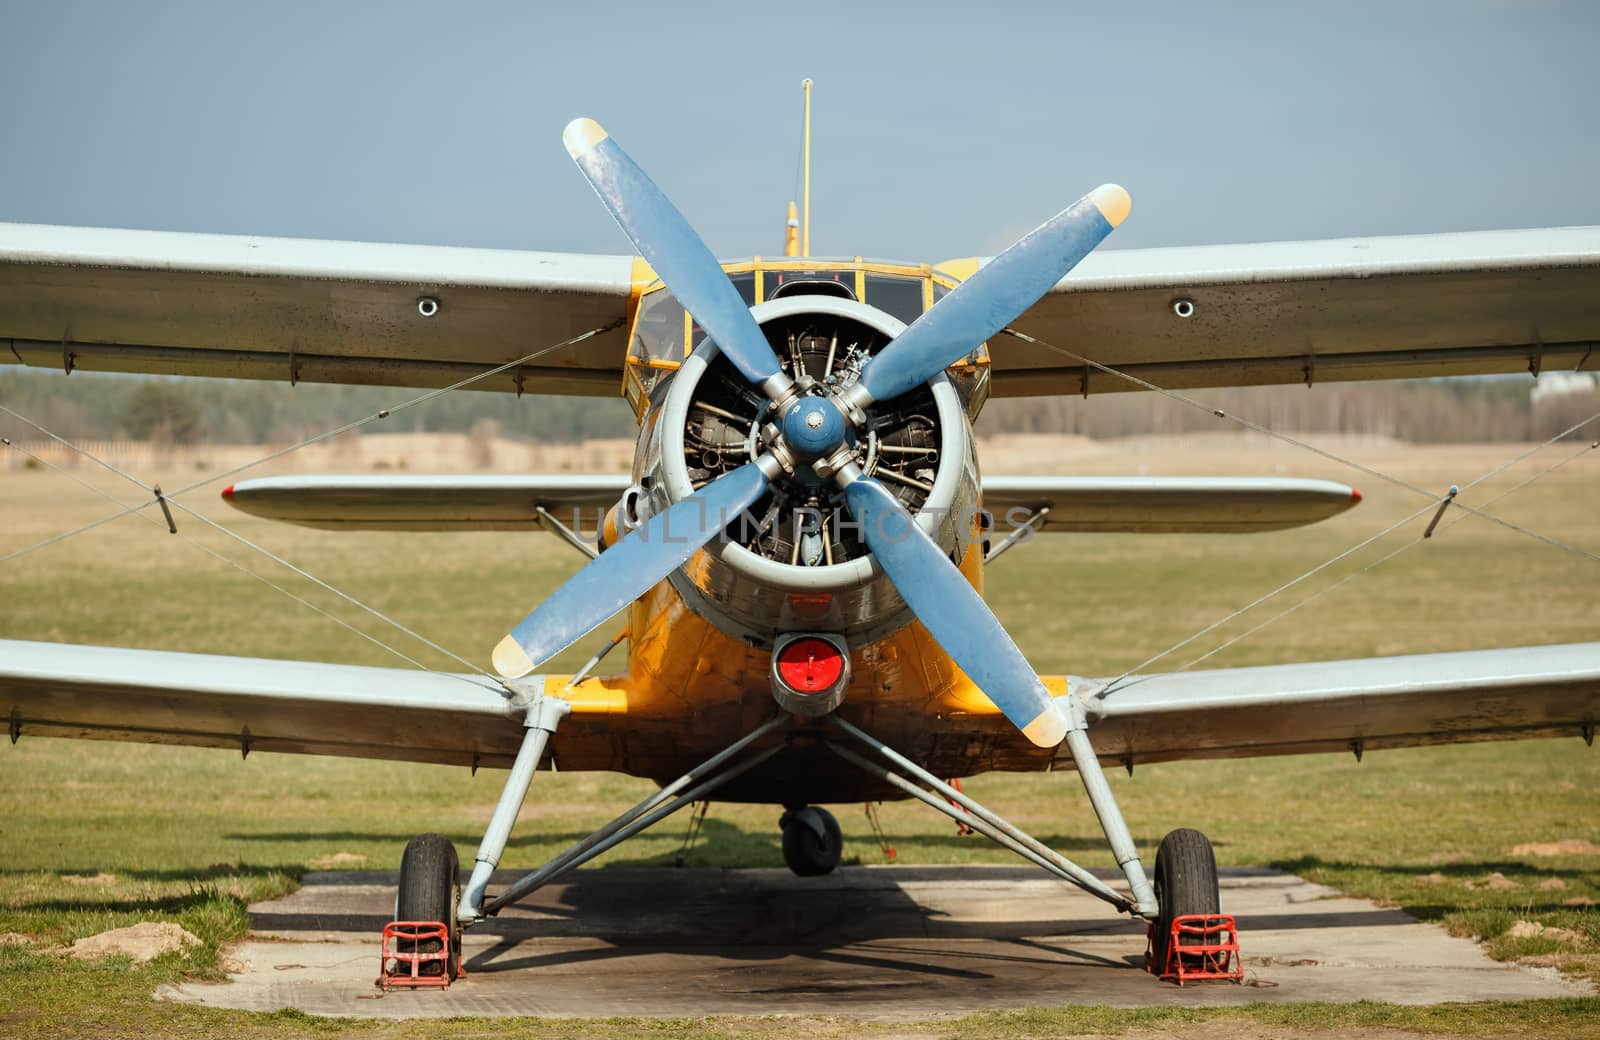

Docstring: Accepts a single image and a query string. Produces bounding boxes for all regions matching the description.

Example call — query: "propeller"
[840,472,1068,746]
[492,457,779,677]
[563,118,792,395]
[850,185,1129,408]
[493,117,1129,748]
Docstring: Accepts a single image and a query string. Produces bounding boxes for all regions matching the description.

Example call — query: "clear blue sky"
[3,0,1597,261]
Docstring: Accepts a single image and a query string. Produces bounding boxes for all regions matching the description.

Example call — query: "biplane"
[3,99,1598,983]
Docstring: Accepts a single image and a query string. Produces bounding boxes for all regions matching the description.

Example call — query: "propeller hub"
[780,396,848,460]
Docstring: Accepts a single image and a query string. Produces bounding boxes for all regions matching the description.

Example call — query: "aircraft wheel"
[397,833,462,980]
[1150,827,1220,973]
[780,806,842,877]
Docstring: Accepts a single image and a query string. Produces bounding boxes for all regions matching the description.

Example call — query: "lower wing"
[1067,641,1599,766]
[4,638,1594,769]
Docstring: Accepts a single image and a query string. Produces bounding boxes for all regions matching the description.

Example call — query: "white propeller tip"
[562,117,609,160]
[492,635,536,678]
[1021,701,1070,748]
[1090,184,1131,229]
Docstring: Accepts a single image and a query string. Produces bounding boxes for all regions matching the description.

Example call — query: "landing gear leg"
[780,806,842,876]
[470,713,793,920]
[1062,721,1159,917]
[457,692,571,924]
[824,715,1135,912]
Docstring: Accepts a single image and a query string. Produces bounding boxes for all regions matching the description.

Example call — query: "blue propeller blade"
[842,475,1068,747]
[494,460,774,677]
[563,118,785,388]
[857,185,1130,405]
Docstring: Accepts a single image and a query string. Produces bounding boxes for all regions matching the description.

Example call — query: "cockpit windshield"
[622,261,974,415]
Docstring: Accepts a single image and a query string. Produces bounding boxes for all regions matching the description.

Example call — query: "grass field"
[1,433,1598,1038]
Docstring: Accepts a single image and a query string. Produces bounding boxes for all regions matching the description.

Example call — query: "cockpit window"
[767,270,856,300]
[864,275,925,323]
[631,289,685,363]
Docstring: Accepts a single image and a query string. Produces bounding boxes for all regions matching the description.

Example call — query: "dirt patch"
[0,932,34,947]
[1466,871,1519,891]
[1125,1030,1446,1040]
[1416,872,1448,885]
[308,852,367,869]
[1512,839,1600,857]
[69,922,200,964]
[1537,877,1570,891]
[1520,952,1600,972]
[60,871,117,885]
[1508,920,1586,945]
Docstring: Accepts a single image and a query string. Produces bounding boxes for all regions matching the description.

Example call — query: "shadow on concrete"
[248,862,1421,965]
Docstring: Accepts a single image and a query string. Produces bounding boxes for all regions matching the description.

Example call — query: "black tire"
[780,806,843,877]
[397,833,461,980]
[1151,828,1220,973]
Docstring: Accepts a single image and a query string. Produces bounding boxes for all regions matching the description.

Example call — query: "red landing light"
[1351,488,1362,503]
[221,485,235,499]
[776,637,845,692]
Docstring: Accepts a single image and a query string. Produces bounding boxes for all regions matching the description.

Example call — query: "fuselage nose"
[781,395,848,460]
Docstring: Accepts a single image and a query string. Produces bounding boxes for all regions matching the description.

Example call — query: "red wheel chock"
[377,921,462,989]
[1145,913,1243,985]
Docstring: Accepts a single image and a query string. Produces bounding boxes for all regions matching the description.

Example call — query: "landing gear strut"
[780,805,842,876]
[391,675,1220,988]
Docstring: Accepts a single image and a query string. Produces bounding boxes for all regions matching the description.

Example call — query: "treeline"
[1,368,1595,445]
[977,376,1600,443]
[0,369,639,445]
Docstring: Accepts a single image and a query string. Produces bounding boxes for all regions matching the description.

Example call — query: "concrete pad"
[157,866,1591,1018]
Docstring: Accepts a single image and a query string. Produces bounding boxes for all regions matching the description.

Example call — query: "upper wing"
[1062,642,1600,767]
[0,223,636,396]
[10,223,1596,399]
[977,226,1600,396]
[981,475,1359,533]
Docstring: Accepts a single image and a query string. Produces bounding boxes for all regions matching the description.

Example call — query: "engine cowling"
[629,295,981,646]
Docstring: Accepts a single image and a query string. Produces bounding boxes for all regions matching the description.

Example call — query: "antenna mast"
[801,78,812,256]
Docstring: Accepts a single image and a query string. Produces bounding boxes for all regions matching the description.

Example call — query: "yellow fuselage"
[536,257,1060,803]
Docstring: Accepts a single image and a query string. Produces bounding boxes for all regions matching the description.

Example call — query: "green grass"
[1,435,1598,1036]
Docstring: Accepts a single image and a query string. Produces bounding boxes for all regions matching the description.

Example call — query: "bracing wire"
[1,437,439,675]
[0,320,620,564]
[1170,437,1600,676]
[1001,327,1600,565]
[1007,324,1600,692]
[0,319,621,682]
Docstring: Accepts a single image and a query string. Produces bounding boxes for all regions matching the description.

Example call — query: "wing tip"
[1090,184,1132,229]
[563,117,609,160]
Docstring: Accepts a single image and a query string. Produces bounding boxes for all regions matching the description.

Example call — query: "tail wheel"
[1151,828,1220,972]
[397,833,462,980]
[780,806,843,877]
